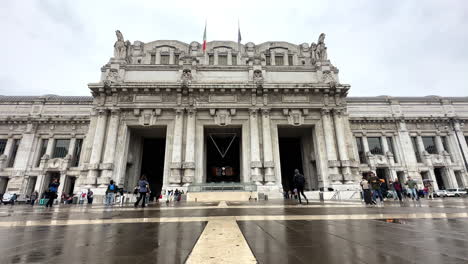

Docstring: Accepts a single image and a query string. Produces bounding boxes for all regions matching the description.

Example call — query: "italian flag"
[202,21,207,52]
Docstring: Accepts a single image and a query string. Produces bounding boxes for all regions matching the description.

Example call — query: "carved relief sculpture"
[114,30,127,59]
[316,33,328,61]
[253,69,264,87]
[181,69,192,87]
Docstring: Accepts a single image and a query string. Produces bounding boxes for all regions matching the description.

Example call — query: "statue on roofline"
[114,30,127,59]
[316,33,327,61]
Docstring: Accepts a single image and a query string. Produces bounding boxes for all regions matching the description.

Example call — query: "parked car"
[434,190,448,197]
[445,189,466,197]
[2,193,17,205]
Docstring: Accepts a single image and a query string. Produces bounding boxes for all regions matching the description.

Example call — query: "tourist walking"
[368,172,384,203]
[392,179,403,202]
[30,190,39,206]
[105,180,118,206]
[424,180,434,199]
[405,177,419,200]
[293,169,309,204]
[388,180,398,200]
[134,175,150,208]
[360,176,372,205]
[45,178,60,208]
[87,189,94,204]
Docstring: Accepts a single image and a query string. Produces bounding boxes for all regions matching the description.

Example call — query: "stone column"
[100,109,120,185]
[435,135,445,154]
[214,50,218,65]
[183,108,196,185]
[68,137,77,156]
[321,109,339,183]
[155,50,161,64]
[169,49,174,64]
[416,135,428,163]
[249,108,262,184]
[381,135,389,154]
[45,136,55,156]
[1,137,14,167]
[87,109,108,185]
[169,108,184,185]
[333,109,351,180]
[283,53,288,66]
[270,51,276,66]
[445,168,459,189]
[227,50,232,65]
[261,109,275,184]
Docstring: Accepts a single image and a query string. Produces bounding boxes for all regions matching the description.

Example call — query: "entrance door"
[140,138,166,200]
[434,168,446,190]
[278,127,315,191]
[279,138,303,192]
[205,127,241,183]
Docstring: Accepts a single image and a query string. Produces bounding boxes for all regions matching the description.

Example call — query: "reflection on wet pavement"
[0,198,467,263]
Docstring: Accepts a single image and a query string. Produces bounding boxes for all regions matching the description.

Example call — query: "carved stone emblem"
[181,69,192,87]
[104,68,122,87]
[212,109,234,126]
[286,109,304,126]
[322,70,337,87]
[253,69,264,87]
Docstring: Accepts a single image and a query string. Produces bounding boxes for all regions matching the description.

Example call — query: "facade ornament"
[103,68,122,87]
[310,42,317,63]
[253,69,264,87]
[189,41,200,55]
[316,33,328,61]
[180,69,192,87]
[322,70,337,87]
[214,109,232,126]
[286,109,304,126]
[114,30,128,59]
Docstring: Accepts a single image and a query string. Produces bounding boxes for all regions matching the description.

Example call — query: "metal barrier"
[187,182,257,192]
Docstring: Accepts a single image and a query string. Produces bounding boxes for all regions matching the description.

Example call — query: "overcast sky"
[1,0,467,97]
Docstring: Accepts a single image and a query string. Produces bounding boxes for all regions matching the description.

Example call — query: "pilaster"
[249,108,262,184]
[100,109,121,184]
[261,109,275,184]
[321,109,339,183]
[183,108,196,185]
[169,108,184,185]
[87,109,108,185]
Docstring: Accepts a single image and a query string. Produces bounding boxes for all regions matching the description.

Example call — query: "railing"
[187,182,257,192]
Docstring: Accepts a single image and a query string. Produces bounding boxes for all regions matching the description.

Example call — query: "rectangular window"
[209,55,214,65]
[355,137,366,164]
[71,139,83,167]
[386,137,398,163]
[265,55,270,65]
[150,54,155,64]
[52,139,70,158]
[36,139,48,167]
[367,137,383,155]
[288,55,293,65]
[218,55,228,65]
[411,136,422,163]
[160,55,170,64]
[422,136,437,154]
[7,139,20,168]
[465,136,468,146]
[275,56,284,65]
[232,55,237,65]
[174,54,179,65]
[0,139,7,155]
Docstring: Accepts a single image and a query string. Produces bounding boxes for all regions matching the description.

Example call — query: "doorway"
[140,138,166,200]
[205,127,241,183]
[0,177,8,195]
[279,138,303,192]
[434,168,446,190]
[63,176,76,196]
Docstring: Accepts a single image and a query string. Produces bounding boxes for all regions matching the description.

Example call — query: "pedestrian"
[392,179,403,202]
[87,189,94,204]
[360,175,372,205]
[134,175,150,208]
[405,177,419,201]
[368,172,384,203]
[293,169,309,204]
[10,193,17,206]
[388,180,398,200]
[79,191,86,204]
[425,181,434,199]
[30,190,39,206]
[45,178,60,208]
[105,180,118,206]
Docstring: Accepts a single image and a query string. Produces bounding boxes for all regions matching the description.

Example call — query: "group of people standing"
[360,171,421,205]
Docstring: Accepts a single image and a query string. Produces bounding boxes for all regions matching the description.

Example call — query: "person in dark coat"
[134,175,150,208]
[392,178,403,202]
[293,169,309,204]
[46,178,60,208]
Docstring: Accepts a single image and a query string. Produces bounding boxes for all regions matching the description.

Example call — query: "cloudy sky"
[1,0,467,97]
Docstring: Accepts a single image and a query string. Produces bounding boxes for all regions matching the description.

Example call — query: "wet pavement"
[0,198,467,263]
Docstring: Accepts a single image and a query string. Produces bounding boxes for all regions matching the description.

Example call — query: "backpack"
[109,184,115,191]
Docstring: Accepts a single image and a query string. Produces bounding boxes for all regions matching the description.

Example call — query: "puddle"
[377,218,408,224]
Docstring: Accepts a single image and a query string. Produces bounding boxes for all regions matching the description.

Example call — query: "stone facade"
[1,32,467,200]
